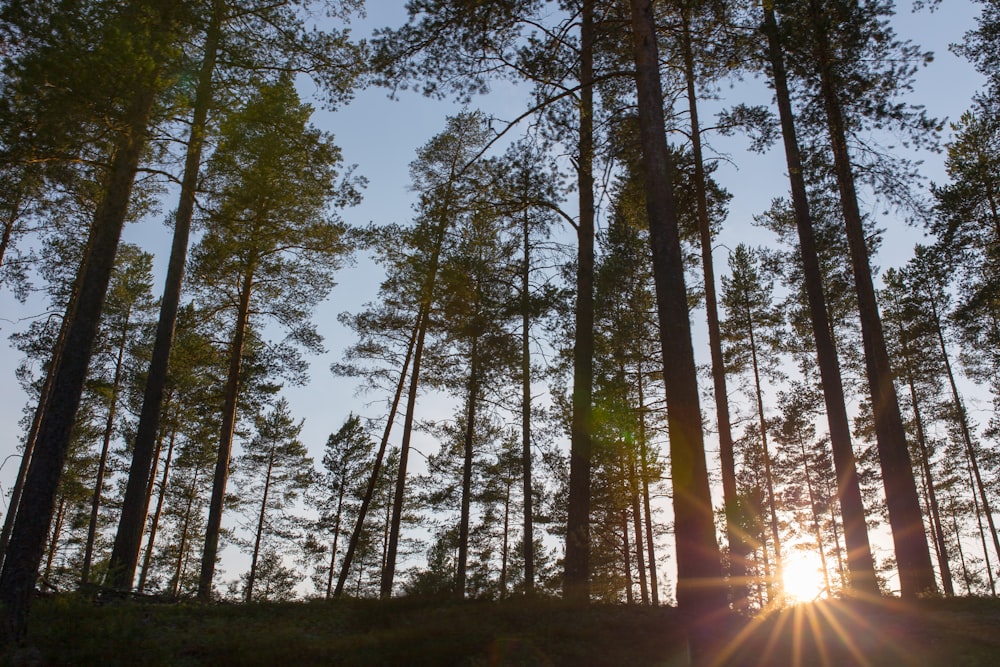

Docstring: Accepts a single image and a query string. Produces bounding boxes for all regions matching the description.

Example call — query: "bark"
[245,447,275,603]
[807,0,936,597]
[334,319,419,597]
[622,509,633,605]
[197,268,253,600]
[564,0,595,604]
[138,427,176,593]
[0,59,161,645]
[108,0,223,592]
[761,4,878,595]
[680,8,748,609]
[628,0,726,638]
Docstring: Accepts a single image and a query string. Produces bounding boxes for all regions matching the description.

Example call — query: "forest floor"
[2,593,1000,666]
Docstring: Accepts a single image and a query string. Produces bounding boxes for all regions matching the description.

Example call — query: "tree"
[773,0,938,596]
[0,0,187,644]
[108,0,365,593]
[758,0,880,597]
[721,243,786,598]
[627,0,726,643]
[190,77,357,599]
[236,399,313,603]
[80,244,157,587]
[315,414,373,598]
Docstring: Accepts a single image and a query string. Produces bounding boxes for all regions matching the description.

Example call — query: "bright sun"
[782,557,827,603]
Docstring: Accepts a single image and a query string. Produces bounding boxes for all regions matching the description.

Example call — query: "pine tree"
[189,77,357,599]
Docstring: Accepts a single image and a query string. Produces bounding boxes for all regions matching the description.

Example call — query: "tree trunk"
[171,466,200,600]
[798,428,832,595]
[618,508,632,605]
[967,457,996,595]
[950,498,973,595]
[807,0,936,597]
[109,0,223,592]
[745,296,784,598]
[138,427,176,593]
[564,0,595,604]
[198,268,254,600]
[500,479,510,599]
[890,299,954,596]
[761,4,879,595]
[325,481,346,599]
[245,447,275,603]
[82,311,131,587]
[456,334,480,598]
[381,303,431,598]
[520,198,535,595]
[0,51,163,644]
[628,445,649,605]
[929,297,1000,572]
[680,8,747,609]
[627,0,726,641]
[636,360,658,605]
[334,319,418,597]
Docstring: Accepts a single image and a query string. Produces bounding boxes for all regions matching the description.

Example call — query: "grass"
[3,594,1000,666]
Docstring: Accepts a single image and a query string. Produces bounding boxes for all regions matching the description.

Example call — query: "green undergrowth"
[4,594,1000,666]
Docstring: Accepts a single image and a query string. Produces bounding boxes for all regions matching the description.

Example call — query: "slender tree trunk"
[628,0,726,642]
[0,306,75,569]
[628,445,649,605]
[198,269,254,600]
[500,480,510,599]
[636,361,658,605]
[245,447,275,603]
[520,200,535,595]
[109,0,223,592]
[950,498,973,595]
[381,303,431,598]
[172,467,200,600]
[325,483,346,599]
[745,300,783,597]
[81,313,131,587]
[43,498,67,585]
[891,305,954,595]
[622,508,634,605]
[334,319,419,597]
[564,0,595,604]
[806,0,935,597]
[798,430,831,595]
[0,49,164,644]
[929,298,1000,571]
[966,457,996,595]
[761,4,879,596]
[138,427,176,593]
[456,335,480,598]
[680,9,748,610]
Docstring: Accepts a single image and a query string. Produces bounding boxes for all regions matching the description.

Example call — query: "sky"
[0,1,990,596]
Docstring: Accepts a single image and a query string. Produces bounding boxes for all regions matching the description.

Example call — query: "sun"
[782,556,827,603]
